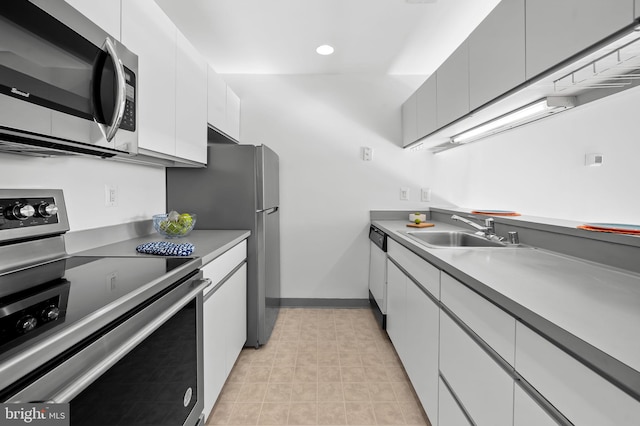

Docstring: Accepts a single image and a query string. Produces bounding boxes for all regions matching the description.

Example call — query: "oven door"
[0,0,137,154]
[5,272,209,426]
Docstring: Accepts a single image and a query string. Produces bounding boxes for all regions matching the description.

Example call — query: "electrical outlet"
[421,187,432,202]
[105,185,118,207]
[400,187,410,201]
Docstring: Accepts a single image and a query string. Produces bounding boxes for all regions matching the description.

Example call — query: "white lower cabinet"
[385,260,406,357]
[438,377,471,426]
[439,312,514,426]
[513,384,557,426]
[202,241,247,418]
[515,322,640,425]
[385,255,439,424]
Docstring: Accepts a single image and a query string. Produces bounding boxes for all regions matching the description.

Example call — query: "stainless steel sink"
[405,231,508,248]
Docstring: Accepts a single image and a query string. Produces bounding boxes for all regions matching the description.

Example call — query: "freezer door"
[257,145,279,211]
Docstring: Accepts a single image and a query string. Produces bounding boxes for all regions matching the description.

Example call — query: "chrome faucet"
[451,214,504,241]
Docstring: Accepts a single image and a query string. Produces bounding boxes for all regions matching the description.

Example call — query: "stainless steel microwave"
[0,0,138,159]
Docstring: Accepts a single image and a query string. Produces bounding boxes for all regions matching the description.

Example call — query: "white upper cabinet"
[207,67,241,142]
[436,41,469,128]
[636,0,640,18]
[525,0,635,79]
[176,30,207,163]
[469,0,525,110]
[416,74,438,140]
[64,0,120,40]
[122,0,207,165]
[401,93,418,147]
[207,67,227,134]
[226,86,241,142]
[121,0,176,158]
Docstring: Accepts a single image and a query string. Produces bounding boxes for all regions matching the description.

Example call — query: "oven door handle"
[45,278,211,403]
[95,37,127,142]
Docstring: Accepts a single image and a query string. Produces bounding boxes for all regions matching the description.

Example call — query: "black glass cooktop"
[0,256,195,360]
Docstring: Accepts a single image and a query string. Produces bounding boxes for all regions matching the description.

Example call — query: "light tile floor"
[206,308,431,426]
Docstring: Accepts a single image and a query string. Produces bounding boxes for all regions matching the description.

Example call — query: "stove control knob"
[10,204,35,220]
[17,315,38,333]
[41,306,60,322]
[36,203,59,218]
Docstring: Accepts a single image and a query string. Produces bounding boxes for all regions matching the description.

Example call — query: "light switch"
[362,147,373,161]
[421,188,432,202]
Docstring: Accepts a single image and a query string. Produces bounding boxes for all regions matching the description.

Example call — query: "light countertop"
[372,219,640,399]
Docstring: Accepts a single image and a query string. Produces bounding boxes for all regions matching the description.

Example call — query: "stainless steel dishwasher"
[368,225,387,329]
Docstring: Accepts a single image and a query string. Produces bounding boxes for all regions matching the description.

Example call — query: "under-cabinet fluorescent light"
[450,97,576,144]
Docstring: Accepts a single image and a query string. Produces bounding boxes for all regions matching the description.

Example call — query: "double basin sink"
[405,230,513,248]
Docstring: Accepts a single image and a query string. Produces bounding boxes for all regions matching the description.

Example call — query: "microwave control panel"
[120,67,136,131]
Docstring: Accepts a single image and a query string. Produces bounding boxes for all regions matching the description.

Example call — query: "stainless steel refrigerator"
[166,144,280,347]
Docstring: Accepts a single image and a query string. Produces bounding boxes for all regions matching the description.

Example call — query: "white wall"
[225,74,432,299]
[0,154,165,231]
[432,85,640,224]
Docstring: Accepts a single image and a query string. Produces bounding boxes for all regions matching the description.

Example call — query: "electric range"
[0,189,205,426]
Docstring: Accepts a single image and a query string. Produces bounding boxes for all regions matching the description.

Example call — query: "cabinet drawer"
[516,322,640,425]
[441,273,515,365]
[440,312,514,426]
[438,377,471,426]
[513,385,557,426]
[202,240,247,294]
[387,239,440,299]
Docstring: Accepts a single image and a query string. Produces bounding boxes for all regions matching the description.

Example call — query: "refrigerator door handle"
[257,207,279,215]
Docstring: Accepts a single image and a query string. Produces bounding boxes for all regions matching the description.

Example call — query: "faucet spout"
[451,214,488,232]
[451,214,502,241]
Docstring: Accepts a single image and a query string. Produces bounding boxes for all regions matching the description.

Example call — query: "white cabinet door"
[404,279,439,425]
[525,0,634,79]
[416,74,437,139]
[225,263,247,375]
[436,41,469,128]
[387,239,439,299]
[64,0,120,40]
[207,66,227,133]
[438,377,471,426]
[385,260,406,357]
[176,30,207,163]
[440,273,515,365]
[121,0,176,157]
[439,312,514,426]
[402,93,418,147]
[516,322,640,425]
[468,0,525,110]
[225,86,241,142]
[203,282,227,418]
[637,0,640,18]
[513,385,558,426]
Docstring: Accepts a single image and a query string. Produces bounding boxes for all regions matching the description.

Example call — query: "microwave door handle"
[95,38,127,142]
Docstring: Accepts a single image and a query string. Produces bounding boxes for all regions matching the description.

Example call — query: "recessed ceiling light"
[316,45,334,55]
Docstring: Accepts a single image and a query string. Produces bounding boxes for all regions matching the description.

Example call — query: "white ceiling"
[154,0,501,75]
